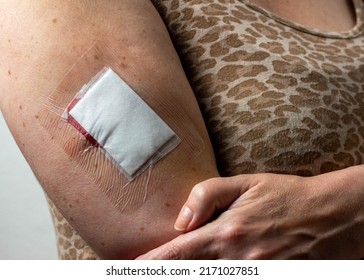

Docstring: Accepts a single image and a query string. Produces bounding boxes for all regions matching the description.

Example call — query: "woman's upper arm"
[0,0,218,259]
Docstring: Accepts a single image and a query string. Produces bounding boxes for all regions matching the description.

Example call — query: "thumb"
[174,175,253,232]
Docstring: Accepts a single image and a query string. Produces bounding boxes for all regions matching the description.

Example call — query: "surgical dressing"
[38,42,205,213]
[64,68,180,180]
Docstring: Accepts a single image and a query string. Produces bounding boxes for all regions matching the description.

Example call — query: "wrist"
[305,165,364,258]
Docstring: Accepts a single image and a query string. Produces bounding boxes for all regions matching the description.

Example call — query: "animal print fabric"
[151,0,364,177]
[46,197,99,259]
[49,0,364,259]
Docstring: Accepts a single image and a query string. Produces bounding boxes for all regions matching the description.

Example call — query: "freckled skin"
[0,0,218,259]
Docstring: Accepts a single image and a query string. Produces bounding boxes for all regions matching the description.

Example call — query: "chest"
[153,0,364,176]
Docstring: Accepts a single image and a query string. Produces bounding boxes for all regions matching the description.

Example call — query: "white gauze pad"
[65,67,180,180]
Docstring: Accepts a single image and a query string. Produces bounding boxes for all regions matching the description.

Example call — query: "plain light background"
[0,111,57,259]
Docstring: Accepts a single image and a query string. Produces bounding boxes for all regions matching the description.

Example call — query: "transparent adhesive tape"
[63,67,181,181]
[39,43,204,213]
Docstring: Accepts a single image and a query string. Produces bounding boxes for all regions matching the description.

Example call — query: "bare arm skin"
[0,0,219,259]
[138,165,364,259]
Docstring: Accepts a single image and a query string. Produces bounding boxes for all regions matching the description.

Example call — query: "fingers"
[174,175,253,232]
[136,223,216,260]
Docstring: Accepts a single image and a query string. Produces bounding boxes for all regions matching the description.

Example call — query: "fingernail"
[174,206,193,231]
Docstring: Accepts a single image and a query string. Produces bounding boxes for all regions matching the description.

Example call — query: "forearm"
[297,165,364,258]
[137,166,364,260]
[308,165,364,216]
[0,0,218,259]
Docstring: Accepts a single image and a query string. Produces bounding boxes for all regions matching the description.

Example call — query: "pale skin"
[250,0,356,33]
[0,0,219,259]
[1,0,364,259]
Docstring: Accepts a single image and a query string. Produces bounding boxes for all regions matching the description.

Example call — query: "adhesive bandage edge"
[64,67,181,180]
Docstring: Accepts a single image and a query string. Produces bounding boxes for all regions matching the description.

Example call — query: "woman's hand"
[136,166,364,259]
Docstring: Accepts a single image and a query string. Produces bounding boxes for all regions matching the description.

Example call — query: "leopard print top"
[50,0,364,259]
[151,0,364,177]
